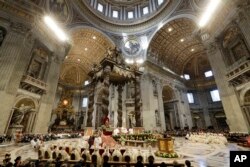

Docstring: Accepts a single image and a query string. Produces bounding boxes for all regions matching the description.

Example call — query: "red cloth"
[101,134,116,147]
[102,116,109,125]
[247,136,250,146]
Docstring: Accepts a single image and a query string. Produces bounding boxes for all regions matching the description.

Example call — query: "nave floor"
[0,138,249,167]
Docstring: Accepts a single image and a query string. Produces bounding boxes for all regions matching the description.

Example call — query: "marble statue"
[155,110,160,126]
[10,104,35,125]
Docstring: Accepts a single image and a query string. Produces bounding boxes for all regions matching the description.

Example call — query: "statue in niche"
[231,41,249,60]
[155,110,161,126]
[27,48,48,79]
[0,27,7,47]
[152,80,158,96]
[49,0,68,21]
[28,60,42,79]
[10,104,36,125]
[128,112,135,128]
[223,26,239,47]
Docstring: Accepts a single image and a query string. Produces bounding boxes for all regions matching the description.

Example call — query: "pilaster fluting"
[102,66,111,117]
[0,23,34,134]
[117,85,123,127]
[204,38,249,132]
[134,75,141,127]
[0,24,32,91]
[86,80,95,127]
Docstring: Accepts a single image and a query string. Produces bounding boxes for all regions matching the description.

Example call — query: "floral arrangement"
[154,151,178,158]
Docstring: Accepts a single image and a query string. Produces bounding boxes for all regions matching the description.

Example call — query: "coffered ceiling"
[148,18,206,75]
[59,28,114,86]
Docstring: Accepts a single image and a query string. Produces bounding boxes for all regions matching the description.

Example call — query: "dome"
[80,0,168,25]
[73,0,177,33]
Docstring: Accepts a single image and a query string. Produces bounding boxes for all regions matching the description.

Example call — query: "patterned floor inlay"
[0,138,249,167]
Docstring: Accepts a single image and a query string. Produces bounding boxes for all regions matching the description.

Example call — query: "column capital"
[205,37,223,56]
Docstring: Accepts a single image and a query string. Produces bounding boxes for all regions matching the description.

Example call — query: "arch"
[147,14,199,47]
[239,83,250,105]
[13,95,39,110]
[68,25,115,46]
[10,95,39,133]
[162,85,175,102]
[191,112,205,129]
[147,15,202,74]
[60,26,115,87]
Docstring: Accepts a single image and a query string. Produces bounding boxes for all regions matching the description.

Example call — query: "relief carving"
[223,26,240,47]
[152,80,158,96]
[223,25,249,62]
[49,0,69,22]
[27,48,49,79]
[231,41,249,60]
[10,22,30,34]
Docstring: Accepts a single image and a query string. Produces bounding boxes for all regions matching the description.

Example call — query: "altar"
[158,137,174,153]
[85,47,143,129]
[50,90,76,132]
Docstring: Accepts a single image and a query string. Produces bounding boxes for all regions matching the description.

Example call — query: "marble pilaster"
[33,56,64,133]
[174,88,193,129]
[157,81,166,131]
[141,75,156,130]
[236,3,250,45]
[0,24,34,134]
[198,91,212,127]
[206,40,249,133]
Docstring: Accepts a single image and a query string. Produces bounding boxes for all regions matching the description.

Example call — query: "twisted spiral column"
[117,85,123,127]
[102,66,111,118]
[86,80,95,127]
[134,76,141,127]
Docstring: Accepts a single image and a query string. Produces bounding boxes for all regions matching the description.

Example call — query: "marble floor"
[0,138,249,167]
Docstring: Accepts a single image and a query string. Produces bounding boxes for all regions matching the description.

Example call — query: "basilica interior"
[0,0,250,167]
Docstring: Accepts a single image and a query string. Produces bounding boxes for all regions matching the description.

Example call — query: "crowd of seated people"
[226,133,250,147]
[0,131,84,147]
[163,127,231,138]
[2,154,32,167]
[0,135,12,144]
[34,144,191,167]
[2,153,192,167]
